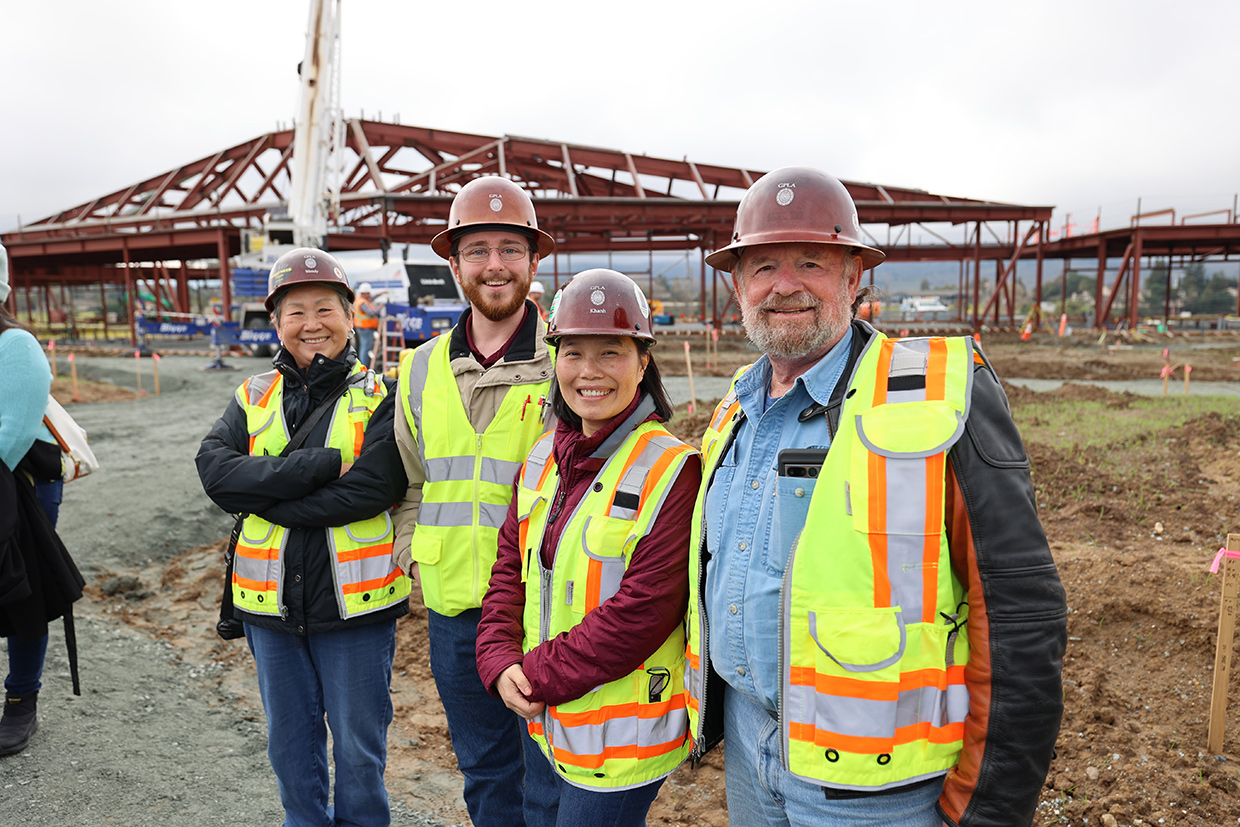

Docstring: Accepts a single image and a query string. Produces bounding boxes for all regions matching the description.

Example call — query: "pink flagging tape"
[1209,547,1240,574]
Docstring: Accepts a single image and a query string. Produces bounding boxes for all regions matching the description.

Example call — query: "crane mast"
[286,0,341,250]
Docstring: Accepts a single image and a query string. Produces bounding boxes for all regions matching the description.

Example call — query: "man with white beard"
[684,167,1066,827]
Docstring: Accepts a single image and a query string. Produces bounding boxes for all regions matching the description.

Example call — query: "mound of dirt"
[11,349,1240,827]
[51,376,140,404]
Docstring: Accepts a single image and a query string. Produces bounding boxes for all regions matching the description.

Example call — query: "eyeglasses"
[457,245,529,264]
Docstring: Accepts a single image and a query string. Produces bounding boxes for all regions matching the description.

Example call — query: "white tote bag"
[43,396,100,482]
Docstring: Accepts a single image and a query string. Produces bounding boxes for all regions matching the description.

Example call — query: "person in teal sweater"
[0,242,62,756]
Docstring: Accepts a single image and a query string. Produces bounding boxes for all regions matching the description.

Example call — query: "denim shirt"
[703,328,853,713]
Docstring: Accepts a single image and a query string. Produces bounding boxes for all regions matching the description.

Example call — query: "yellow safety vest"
[399,334,551,616]
[517,420,697,790]
[233,364,409,620]
[687,332,976,791]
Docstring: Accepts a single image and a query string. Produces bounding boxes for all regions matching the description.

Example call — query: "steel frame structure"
[7,119,1235,339]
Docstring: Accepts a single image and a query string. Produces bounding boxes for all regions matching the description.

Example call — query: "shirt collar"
[735,326,854,408]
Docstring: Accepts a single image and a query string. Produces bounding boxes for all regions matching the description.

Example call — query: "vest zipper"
[777,528,801,769]
[472,432,483,603]
[691,412,743,765]
[538,559,553,645]
[690,513,711,766]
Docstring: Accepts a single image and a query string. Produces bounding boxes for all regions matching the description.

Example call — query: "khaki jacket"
[392,302,555,575]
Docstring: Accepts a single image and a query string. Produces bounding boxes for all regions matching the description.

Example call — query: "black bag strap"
[216,371,356,640]
[280,373,354,457]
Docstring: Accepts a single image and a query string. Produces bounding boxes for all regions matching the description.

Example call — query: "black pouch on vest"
[215,513,247,640]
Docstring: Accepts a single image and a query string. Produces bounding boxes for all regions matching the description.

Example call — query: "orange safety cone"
[1021,322,1033,341]
[1058,314,1068,337]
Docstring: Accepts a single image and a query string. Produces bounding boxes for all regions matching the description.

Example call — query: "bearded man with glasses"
[392,176,561,826]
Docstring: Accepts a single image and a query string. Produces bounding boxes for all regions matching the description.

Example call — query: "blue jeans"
[355,328,376,367]
[34,478,63,527]
[426,608,560,827]
[722,688,945,827]
[245,620,397,827]
[554,777,664,827]
[4,478,63,696]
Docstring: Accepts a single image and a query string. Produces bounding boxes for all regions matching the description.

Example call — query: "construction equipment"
[221,0,344,358]
[374,310,407,375]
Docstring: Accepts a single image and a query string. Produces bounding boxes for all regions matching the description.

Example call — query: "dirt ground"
[5,332,1240,827]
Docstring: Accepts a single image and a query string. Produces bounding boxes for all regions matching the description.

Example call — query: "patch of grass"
[1011,395,1240,451]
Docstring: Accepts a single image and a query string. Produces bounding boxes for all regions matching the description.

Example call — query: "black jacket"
[196,346,409,635]
[694,322,1066,827]
[0,460,85,692]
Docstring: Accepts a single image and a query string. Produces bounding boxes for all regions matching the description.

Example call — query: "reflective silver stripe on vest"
[708,391,738,431]
[861,338,948,625]
[403,342,439,476]
[426,455,525,486]
[522,435,556,487]
[607,427,672,521]
[784,681,969,739]
[590,397,657,460]
[244,370,279,406]
[418,501,509,529]
[886,338,931,405]
[233,522,285,610]
[327,513,397,618]
[582,515,627,603]
[878,458,934,624]
[552,397,661,559]
[544,703,689,766]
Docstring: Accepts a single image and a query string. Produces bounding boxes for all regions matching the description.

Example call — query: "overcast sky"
[3,0,1238,243]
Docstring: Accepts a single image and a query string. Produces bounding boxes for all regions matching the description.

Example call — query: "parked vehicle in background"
[350,258,466,347]
[899,296,952,322]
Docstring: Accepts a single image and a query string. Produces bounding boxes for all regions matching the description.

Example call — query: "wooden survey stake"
[683,342,696,416]
[1207,533,1240,753]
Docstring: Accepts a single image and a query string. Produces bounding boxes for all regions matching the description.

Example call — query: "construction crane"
[286,0,342,250]
[228,0,343,356]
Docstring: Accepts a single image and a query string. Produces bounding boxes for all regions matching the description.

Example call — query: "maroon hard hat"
[705,166,885,272]
[264,247,353,313]
[546,269,656,346]
[430,176,555,261]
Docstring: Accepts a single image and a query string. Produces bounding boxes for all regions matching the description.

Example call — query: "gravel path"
[2,354,451,827]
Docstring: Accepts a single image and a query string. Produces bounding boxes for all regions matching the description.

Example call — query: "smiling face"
[733,242,862,362]
[449,229,538,322]
[555,335,649,437]
[273,282,352,369]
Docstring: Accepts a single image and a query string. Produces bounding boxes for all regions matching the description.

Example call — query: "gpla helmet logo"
[776,182,795,207]
[489,196,504,212]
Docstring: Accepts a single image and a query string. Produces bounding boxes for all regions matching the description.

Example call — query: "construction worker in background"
[353,282,380,367]
[196,248,410,827]
[477,270,701,825]
[393,176,560,827]
[686,167,1066,827]
[527,279,547,319]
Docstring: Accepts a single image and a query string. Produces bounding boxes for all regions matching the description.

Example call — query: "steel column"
[217,230,232,324]
[100,282,109,339]
[1035,220,1045,310]
[972,222,982,330]
[1094,238,1106,329]
[1129,230,1143,329]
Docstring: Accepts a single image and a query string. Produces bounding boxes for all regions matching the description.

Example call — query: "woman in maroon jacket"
[477,270,701,826]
